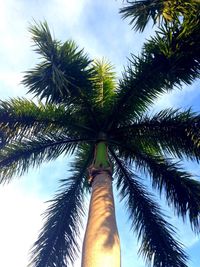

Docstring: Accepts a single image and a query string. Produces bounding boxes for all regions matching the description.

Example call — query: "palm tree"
[0,21,200,267]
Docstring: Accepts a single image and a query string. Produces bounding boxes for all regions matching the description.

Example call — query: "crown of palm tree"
[0,21,200,267]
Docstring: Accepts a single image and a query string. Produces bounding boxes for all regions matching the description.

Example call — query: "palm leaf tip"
[28,21,58,58]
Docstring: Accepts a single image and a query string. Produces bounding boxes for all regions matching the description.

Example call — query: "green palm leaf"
[110,138,200,233]
[111,109,200,161]
[120,0,199,32]
[0,98,95,146]
[90,59,116,108]
[108,24,200,127]
[29,146,93,267]
[110,149,188,267]
[120,0,163,32]
[0,133,93,183]
[23,22,92,104]
[134,152,200,233]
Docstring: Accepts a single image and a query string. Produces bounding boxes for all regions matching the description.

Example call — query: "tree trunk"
[81,170,121,267]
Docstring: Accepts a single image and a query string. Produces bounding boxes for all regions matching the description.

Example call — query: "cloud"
[0,170,84,267]
[0,182,45,267]
[0,71,26,99]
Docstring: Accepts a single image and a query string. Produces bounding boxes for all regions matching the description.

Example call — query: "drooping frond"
[22,22,92,104]
[111,109,200,161]
[0,133,93,183]
[0,98,95,146]
[107,23,200,127]
[120,0,164,32]
[133,151,200,233]
[110,149,188,267]
[109,133,200,233]
[29,145,93,267]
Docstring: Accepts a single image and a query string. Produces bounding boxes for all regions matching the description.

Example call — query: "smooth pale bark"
[81,171,121,267]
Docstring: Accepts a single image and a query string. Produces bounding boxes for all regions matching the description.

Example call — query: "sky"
[0,1,200,267]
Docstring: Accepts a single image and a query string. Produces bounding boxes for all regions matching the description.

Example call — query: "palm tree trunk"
[81,170,121,267]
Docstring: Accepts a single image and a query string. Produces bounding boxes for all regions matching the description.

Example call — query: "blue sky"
[0,1,200,267]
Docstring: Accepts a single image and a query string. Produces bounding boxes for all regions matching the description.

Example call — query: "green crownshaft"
[93,141,110,168]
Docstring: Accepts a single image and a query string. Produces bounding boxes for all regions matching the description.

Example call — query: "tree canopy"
[0,2,200,266]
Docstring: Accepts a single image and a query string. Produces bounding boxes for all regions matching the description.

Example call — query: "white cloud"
[0,71,26,99]
[0,176,84,267]
[0,183,45,267]
[0,1,31,65]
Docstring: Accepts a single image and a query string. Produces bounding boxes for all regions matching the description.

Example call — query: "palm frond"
[120,0,199,32]
[110,148,188,267]
[111,109,200,161]
[109,138,200,233]
[107,23,200,127]
[29,21,59,58]
[0,98,95,146]
[144,24,200,85]
[0,133,93,183]
[23,22,92,104]
[133,152,200,233]
[29,145,93,267]
[120,0,164,32]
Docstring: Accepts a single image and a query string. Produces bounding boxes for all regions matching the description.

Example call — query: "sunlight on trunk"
[81,171,121,267]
